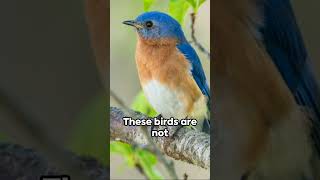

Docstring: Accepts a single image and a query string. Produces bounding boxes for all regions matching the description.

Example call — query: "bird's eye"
[145,21,153,28]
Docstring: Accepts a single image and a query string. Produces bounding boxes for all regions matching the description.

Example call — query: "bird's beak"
[122,20,143,29]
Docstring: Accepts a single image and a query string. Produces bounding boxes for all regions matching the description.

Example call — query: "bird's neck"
[137,35,180,46]
[136,36,177,63]
[135,36,188,85]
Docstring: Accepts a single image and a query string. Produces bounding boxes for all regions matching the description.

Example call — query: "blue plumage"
[177,42,211,132]
[262,0,320,154]
[135,11,187,42]
[177,43,210,101]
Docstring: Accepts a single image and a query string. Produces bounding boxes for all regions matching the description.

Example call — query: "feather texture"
[213,0,313,179]
[136,36,209,121]
[261,0,320,157]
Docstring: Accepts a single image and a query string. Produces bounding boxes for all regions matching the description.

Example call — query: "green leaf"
[168,0,191,25]
[110,142,132,156]
[136,149,163,179]
[185,0,196,9]
[186,0,206,13]
[196,0,206,12]
[131,90,157,117]
[110,141,135,167]
[143,0,156,12]
[111,142,163,179]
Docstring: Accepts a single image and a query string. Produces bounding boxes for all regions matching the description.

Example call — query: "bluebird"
[123,11,210,133]
[213,0,320,179]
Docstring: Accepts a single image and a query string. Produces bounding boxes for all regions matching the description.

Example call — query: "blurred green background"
[0,0,107,166]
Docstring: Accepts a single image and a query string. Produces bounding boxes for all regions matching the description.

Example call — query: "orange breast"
[135,36,205,115]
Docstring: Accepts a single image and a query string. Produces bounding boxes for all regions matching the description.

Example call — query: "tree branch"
[190,13,211,60]
[0,143,109,180]
[110,92,179,179]
[0,88,97,180]
[110,106,210,169]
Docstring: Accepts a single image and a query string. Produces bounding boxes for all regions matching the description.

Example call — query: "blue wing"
[177,43,210,133]
[262,0,320,154]
[176,43,210,101]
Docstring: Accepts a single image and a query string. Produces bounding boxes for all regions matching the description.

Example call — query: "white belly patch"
[142,80,187,119]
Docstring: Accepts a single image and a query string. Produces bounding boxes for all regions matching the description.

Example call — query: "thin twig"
[190,13,210,60]
[140,126,179,179]
[109,91,179,179]
[184,173,189,180]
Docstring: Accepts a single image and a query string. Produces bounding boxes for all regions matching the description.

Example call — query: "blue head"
[123,11,187,43]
